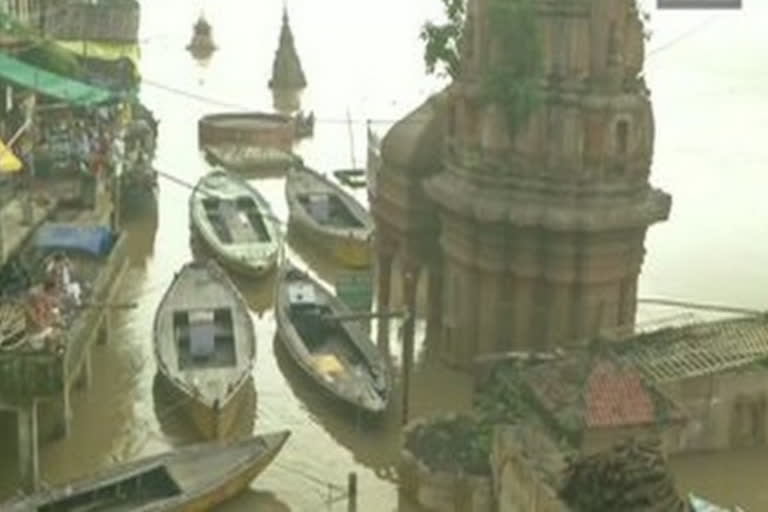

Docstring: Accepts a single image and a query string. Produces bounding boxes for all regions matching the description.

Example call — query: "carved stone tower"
[419,0,671,366]
[269,8,307,90]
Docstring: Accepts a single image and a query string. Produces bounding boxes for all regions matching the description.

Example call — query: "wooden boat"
[333,168,366,189]
[274,261,391,415]
[2,431,290,511]
[119,165,158,216]
[203,143,300,175]
[189,170,282,277]
[285,166,373,267]
[154,260,256,439]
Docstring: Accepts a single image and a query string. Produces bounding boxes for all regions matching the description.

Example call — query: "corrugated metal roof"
[615,316,768,383]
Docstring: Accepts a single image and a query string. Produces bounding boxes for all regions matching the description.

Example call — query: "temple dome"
[380,89,450,176]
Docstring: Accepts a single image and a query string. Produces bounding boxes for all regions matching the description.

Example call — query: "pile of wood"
[560,438,691,512]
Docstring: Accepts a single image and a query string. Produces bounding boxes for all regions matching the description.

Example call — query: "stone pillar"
[400,261,421,425]
[425,258,443,345]
[17,400,39,494]
[375,243,394,350]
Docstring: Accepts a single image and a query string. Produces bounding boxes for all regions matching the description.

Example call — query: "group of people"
[23,252,83,352]
[36,105,123,180]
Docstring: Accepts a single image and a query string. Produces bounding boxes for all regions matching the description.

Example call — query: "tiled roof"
[522,353,682,433]
[584,360,655,428]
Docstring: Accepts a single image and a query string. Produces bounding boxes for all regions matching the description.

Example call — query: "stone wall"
[42,0,140,43]
[491,425,571,512]
[661,367,768,453]
[400,416,493,512]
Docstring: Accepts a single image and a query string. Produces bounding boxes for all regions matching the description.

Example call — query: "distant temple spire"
[187,11,216,57]
[268,7,307,90]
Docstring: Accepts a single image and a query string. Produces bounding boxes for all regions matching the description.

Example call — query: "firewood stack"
[559,438,692,512]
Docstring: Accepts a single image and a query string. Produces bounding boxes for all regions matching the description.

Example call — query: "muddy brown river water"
[1,0,767,510]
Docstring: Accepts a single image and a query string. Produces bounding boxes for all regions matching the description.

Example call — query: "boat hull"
[158,369,254,440]
[274,265,390,416]
[274,328,387,417]
[190,222,278,278]
[2,431,291,511]
[120,185,158,218]
[288,215,372,268]
[168,451,277,512]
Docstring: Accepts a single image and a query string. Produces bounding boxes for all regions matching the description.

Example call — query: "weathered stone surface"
[400,416,494,512]
[373,0,670,368]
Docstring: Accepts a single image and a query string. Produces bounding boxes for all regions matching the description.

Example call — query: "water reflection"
[273,336,401,480]
[217,489,292,512]
[152,373,257,445]
[122,206,158,267]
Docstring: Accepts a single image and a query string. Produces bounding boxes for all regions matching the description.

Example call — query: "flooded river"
[1,0,767,510]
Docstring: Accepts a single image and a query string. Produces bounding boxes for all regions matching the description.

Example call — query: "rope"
[637,297,764,316]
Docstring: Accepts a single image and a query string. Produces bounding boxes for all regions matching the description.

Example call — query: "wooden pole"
[347,472,358,512]
[325,310,405,322]
[17,399,39,494]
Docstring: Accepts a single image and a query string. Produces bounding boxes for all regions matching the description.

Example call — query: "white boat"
[190,170,282,277]
[689,494,745,512]
[154,260,256,439]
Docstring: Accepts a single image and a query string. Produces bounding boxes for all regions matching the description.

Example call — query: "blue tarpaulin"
[34,224,114,257]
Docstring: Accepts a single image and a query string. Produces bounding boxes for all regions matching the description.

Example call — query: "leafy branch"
[420,0,542,135]
[419,0,465,79]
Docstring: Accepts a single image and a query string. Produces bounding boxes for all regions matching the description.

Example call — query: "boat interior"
[297,193,364,229]
[173,308,237,370]
[285,280,373,379]
[201,196,272,245]
[38,466,181,512]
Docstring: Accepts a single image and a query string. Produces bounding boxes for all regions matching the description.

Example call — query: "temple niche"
[373,0,670,369]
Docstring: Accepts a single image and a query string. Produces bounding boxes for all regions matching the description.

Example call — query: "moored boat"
[2,431,290,511]
[119,163,158,216]
[274,260,391,415]
[203,143,300,175]
[190,170,282,277]
[285,166,373,267]
[154,259,256,439]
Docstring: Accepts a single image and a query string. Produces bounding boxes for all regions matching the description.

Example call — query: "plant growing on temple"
[484,0,542,135]
[419,0,465,79]
[420,0,542,135]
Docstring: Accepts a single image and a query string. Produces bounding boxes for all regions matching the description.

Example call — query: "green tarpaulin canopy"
[0,52,116,106]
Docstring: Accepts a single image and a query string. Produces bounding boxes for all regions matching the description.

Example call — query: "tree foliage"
[419,0,465,79]
[484,0,541,135]
[420,0,542,134]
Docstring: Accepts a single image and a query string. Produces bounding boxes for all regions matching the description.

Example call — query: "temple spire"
[268,6,307,90]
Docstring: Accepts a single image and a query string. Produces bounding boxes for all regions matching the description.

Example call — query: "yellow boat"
[285,165,373,268]
[2,431,291,511]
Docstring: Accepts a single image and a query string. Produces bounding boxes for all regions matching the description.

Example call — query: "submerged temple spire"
[268,7,307,90]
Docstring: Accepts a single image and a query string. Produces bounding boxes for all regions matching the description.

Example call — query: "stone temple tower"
[269,7,307,90]
[374,0,671,369]
[424,0,671,364]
